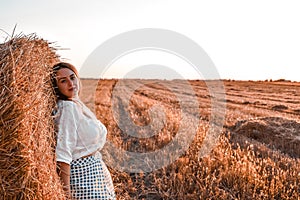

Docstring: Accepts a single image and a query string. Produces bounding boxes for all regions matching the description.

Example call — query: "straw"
[0,32,65,199]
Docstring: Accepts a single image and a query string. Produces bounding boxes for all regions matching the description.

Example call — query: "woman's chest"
[77,115,101,140]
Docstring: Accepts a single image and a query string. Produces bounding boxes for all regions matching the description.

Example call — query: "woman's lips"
[69,87,76,92]
[69,86,77,92]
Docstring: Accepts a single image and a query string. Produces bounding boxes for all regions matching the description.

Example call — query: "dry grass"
[0,33,65,199]
[1,31,299,199]
[81,78,300,200]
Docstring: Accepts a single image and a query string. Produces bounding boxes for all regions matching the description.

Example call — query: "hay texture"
[0,33,65,199]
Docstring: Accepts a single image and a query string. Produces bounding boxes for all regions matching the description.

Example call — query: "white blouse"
[55,98,107,164]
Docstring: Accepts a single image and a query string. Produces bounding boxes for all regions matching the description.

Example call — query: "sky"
[1,0,300,81]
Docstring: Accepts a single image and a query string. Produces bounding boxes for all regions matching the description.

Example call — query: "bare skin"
[57,161,71,198]
[56,68,79,99]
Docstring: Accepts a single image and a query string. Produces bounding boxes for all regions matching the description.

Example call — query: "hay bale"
[230,117,300,158]
[0,33,65,199]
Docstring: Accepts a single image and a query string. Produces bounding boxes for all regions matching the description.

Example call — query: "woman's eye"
[60,80,66,83]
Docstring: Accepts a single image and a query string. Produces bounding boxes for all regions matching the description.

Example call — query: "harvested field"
[80,79,300,200]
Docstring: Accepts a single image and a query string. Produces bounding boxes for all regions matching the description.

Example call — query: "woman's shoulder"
[57,100,81,112]
[55,100,83,121]
[58,99,76,106]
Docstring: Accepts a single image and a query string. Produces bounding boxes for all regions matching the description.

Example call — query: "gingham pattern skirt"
[70,155,116,199]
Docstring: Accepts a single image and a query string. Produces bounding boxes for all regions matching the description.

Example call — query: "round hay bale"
[230,117,300,158]
[0,33,65,199]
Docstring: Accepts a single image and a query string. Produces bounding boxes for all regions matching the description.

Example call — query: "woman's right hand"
[57,161,71,198]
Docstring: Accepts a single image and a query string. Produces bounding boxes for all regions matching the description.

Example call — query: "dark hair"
[51,62,81,100]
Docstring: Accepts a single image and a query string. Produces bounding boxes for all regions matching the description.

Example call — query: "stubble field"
[80,79,300,200]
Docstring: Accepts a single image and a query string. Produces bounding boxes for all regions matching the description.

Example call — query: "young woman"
[51,62,116,199]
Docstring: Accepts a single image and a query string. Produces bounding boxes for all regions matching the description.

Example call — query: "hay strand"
[0,33,65,199]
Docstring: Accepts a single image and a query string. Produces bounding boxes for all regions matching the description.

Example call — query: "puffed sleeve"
[55,101,80,164]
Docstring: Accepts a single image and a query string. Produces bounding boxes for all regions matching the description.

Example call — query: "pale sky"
[1,0,300,81]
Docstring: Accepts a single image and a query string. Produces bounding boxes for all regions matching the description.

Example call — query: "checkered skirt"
[70,155,116,199]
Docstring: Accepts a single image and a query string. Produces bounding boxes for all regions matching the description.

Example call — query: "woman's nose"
[67,79,73,86]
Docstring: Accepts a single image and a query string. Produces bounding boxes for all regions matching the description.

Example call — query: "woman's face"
[56,68,79,99]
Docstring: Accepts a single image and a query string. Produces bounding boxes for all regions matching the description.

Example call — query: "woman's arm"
[57,161,71,198]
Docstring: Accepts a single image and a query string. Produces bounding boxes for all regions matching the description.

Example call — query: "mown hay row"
[0,33,65,199]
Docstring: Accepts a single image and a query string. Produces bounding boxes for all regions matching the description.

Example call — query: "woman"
[51,62,116,199]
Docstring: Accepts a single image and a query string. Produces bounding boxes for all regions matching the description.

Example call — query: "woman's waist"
[71,151,103,167]
[81,151,99,158]
[73,147,102,160]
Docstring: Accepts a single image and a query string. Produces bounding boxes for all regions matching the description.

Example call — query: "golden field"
[80,79,300,200]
